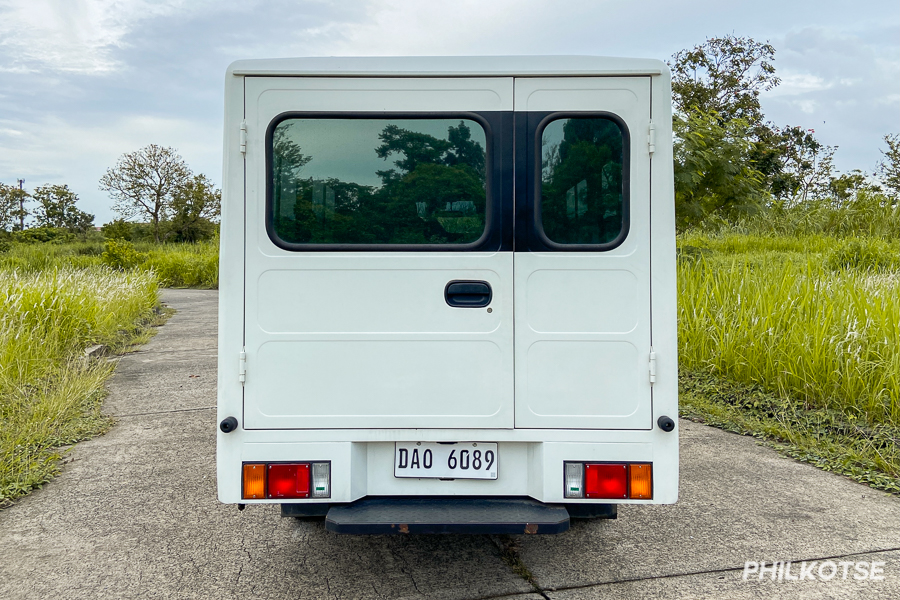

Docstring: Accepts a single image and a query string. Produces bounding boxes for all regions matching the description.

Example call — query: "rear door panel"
[243,77,515,429]
[513,77,653,430]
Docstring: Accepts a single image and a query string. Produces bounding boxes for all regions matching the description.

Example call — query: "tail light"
[311,462,331,498]
[267,463,310,498]
[564,462,652,500]
[585,463,628,499]
[628,463,653,499]
[241,461,331,499]
[242,463,266,499]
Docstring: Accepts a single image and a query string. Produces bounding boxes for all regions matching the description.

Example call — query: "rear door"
[513,77,653,429]
[242,77,514,429]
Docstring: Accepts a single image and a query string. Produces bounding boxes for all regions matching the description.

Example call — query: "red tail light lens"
[267,463,310,499]
[584,463,628,499]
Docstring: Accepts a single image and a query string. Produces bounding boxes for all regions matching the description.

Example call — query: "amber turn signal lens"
[242,463,266,499]
[628,463,652,499]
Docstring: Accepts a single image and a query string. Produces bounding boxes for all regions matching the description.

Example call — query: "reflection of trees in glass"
[272,127,311,223]
[272,119,486,245]
[541,118,624,244]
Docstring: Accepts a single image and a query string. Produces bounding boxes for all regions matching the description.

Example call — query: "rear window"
[539,116,625,246]
[269,117,489,246]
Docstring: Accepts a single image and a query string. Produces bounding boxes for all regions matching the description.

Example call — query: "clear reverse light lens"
[564,462,584,498]
[311,462,331,498]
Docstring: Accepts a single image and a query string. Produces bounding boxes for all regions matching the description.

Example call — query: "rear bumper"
[282,496,616,535]
[324,497,570,535]
[218,437,679,505]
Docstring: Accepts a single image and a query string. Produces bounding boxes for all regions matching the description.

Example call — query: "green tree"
[670,34,780,125]
[673,110,766,228]
[101,218,133,240]
[165,174,221,242]
[444,121,486,180]
[375,124,453,184]
[826,170,879,206]
[540,118,624,244]
[0,182,29,232]
[877,133,900,200]
[770,126,836,204]
[32,184,95,233]
[100,144,191,242]
[669,35,782,225]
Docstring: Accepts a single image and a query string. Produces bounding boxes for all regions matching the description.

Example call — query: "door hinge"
[239,120,247,155]
[648,122,656,156]
[649,348,657,384]
[239,349,247,384]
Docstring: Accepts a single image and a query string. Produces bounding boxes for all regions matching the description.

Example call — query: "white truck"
[217,56,678,534]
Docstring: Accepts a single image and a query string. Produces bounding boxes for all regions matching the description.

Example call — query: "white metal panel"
[647,64,680,503]
[216,65,248,504]
[256,267,502,334]
[231,440,662,503]
[217,425,679,503]
[242,77,515,430]
[514,77,653,429]
[247,76,513,113]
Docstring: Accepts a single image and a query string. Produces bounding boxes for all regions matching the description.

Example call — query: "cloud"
[768,73,832,97]
[761,23,900,173]
[0,0,232,74]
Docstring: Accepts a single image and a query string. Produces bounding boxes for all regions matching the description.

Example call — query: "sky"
[1,0,898,225]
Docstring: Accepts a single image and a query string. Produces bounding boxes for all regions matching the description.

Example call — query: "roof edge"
[226,56,666,78]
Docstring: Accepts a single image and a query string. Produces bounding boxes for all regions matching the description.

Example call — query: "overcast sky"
[1,0,898,225]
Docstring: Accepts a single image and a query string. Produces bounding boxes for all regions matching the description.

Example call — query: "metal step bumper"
[324,497,571,535]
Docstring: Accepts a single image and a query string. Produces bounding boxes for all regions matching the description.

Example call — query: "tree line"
[669,34,899,229]
[0,144,220,243]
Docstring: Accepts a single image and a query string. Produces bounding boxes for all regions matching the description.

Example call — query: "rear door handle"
[445,280,492,308]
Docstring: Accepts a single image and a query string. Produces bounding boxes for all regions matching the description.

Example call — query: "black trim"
[563,503,617,519]
[265,111,513,252]
[281,503,331,518]
[513,111,528,251]
[519,111,631,252]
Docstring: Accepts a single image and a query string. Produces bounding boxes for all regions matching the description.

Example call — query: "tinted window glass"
[539,117,625,245]
[270,118,488,245]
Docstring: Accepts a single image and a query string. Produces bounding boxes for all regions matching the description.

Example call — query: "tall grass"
[678,240,900,425]
[0,267,159,503]
[697,192,900,239]
[0,239,219,289]
[141,243,219,288]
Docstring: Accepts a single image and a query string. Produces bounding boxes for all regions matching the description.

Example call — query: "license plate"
[394,442,498,479]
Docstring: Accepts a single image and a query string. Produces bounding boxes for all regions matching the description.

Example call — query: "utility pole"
[16,179,25,231]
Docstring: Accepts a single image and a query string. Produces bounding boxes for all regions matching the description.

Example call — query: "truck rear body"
[217,56,678,533]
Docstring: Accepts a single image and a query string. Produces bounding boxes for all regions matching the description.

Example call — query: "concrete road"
[1,288,898,599]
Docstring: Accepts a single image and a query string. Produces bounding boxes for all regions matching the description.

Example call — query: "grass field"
[0,267,161,504]
[0,237,215,504]
[0,239,219,289]
[677,232,900,492]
